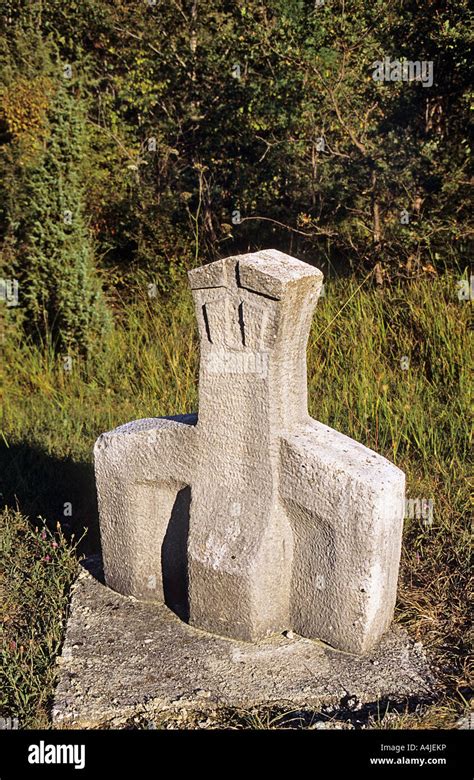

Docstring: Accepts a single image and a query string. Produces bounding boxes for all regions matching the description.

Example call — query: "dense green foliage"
[0,1,472,349]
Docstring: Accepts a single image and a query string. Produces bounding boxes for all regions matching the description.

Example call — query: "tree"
[0,29,111,353]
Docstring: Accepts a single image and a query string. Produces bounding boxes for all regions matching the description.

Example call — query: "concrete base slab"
[52,558,436,728]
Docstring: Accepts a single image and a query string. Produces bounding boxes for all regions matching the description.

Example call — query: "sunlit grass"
[0,271,470,728]
[0,509,78,727]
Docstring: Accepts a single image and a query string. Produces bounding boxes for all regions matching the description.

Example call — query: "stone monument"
[94,249,405,655]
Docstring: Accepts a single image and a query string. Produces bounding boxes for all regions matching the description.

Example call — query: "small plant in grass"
[0,509,79,728]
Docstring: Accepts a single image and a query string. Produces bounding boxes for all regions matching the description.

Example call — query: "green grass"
[0,271,471,728]
[0,509,78,728]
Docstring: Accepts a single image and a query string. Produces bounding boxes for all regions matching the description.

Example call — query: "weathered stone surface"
[94,249,405,654]
[52,562,435,729]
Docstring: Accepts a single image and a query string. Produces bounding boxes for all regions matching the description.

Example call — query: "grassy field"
[0,270,471,728]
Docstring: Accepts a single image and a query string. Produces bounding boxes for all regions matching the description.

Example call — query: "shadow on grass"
[0,441,102,560]
[0,440,193,616]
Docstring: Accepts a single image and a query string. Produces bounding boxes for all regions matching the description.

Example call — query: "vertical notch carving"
[235,261,241,288]
[238,301,246,346]
[202,304,212,343]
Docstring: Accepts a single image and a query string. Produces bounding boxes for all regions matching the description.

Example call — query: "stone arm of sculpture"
[94,414,197,606]
[279,418,405,654]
